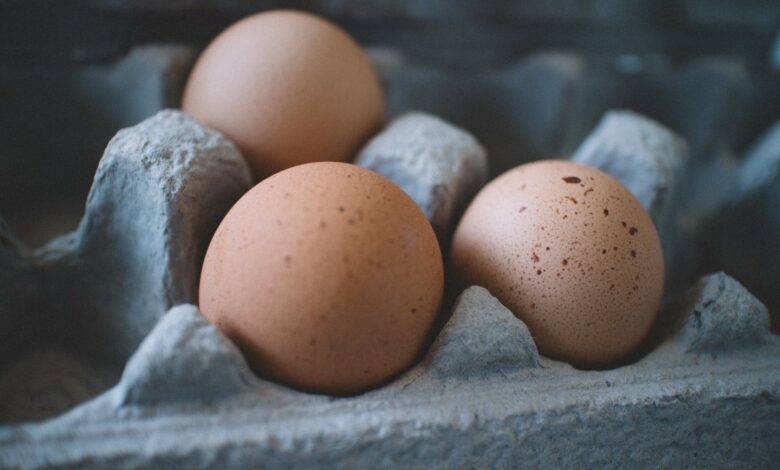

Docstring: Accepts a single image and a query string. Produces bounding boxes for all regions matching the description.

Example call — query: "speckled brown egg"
[181,10,385,180]
[451,160,664,368]
[199,162,443,395]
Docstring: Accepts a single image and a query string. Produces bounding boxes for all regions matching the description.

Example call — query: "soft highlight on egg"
[182,10,385,180]
[451,160,664,368]
[199,162,444,395]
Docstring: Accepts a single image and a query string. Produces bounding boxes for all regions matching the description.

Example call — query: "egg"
[451,160,664,368]
[199,162,443,395]
[181,10,385,180]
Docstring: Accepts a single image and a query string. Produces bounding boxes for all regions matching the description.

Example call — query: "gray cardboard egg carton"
[3,40,780,470]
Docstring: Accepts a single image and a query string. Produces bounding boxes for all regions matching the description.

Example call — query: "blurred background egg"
[182,10,385,180]
[451,160,664,368]
[199,162,443,395]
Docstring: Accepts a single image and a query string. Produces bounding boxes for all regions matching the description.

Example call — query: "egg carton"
[2,0,780,465]
[1,106,779,468]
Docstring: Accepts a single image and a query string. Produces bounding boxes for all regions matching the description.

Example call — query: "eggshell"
[182,10,385,180]
[451,160,664,368]
[199,162,443,395]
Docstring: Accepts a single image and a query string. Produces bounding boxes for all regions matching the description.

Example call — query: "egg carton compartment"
[3,3,780,467]
[1,105,780,467]
[1,44,199,248]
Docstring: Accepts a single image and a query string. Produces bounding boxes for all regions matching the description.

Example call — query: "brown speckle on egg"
[451,160,664,369]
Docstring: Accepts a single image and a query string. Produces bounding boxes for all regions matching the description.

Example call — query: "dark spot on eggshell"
[519,206,527,213]
[629,227,638,235]
[630,250,637,258]
[449,159,664,370]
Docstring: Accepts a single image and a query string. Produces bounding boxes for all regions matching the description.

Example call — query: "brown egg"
[451,160,664,368]
[182,10,385,180]
[199,162,443,395]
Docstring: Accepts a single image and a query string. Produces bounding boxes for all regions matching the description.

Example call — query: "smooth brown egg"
[182,10,385,180]
[451,160,664,368]
[199,162,443,395]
